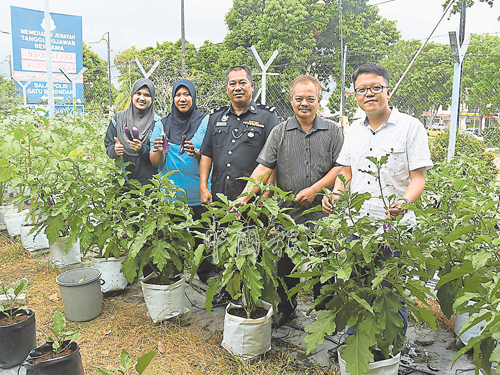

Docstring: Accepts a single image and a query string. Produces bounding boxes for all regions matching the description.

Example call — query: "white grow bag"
[20,224,49,252]
[50,237,82,267]
[93,256,128,294]
[4,209,29,237]
[221,300,273,359]
[454,302,487,346]
[339,346,401,375]
[0,204,13,227]
[141,273,187,323]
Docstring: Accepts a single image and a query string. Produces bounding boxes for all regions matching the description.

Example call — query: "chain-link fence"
[10,42,500,149]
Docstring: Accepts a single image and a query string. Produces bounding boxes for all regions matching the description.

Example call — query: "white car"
[462,129,483,142]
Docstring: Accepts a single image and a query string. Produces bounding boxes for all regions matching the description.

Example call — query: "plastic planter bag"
[0,309,36,369]
[24,341,84,375]
[50,237,81,267]
[20,225,49,252]
[339,346,401,375]
[221,300,273,359]
[141,273,188,323]
[93,256,128,294]
[4,209,29,237]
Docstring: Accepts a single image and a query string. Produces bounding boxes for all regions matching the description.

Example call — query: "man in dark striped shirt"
[238,74,344,326]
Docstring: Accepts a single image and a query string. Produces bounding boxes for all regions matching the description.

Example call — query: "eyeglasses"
[354,85,389,96]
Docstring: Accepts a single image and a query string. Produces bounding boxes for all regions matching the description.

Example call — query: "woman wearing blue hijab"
[150,79,214,281]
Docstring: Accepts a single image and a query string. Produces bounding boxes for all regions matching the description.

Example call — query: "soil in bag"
[228,306,269,319]
[0,309,36,369]
[24,341,84,375]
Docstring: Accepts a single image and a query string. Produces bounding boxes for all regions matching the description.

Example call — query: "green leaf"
[443,226,474,243]
[53,310,66,333]
[481,338,495,375]
[120,348,133,369]
[204,281,218,314]
[417,306,437,330]
[304,310,336,354]
[453,292,481,310]
[343,332,374,375]
[226,272,242,300]
[91,366,113,375]
[135,349,157,374]
[372,289,403,344]
[435,262,474,289]
[244,265,263,304]
[351,293,373,314]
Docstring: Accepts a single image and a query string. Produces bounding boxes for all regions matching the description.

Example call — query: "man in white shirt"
[322,62,433,332]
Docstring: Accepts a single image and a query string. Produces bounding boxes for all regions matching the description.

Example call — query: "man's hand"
[114,137,124,156]
[200,186,213,205]
[322,195,334,214]
[294,187,316,207]
[127,139,142,152]
[387,200,408,220]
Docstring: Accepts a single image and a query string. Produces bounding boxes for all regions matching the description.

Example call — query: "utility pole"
[181,0,186,77]
[106,32,112,111]
[44,0,55,117]
[448,31,470,162]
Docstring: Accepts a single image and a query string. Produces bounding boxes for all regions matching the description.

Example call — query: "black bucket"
[24,340,84,375]
[0,308,36,369]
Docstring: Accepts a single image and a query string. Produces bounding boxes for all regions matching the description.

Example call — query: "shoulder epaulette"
[256,104,276,113]
[210,106,229,115]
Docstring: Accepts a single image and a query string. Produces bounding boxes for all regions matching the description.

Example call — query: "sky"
[0,0,499,77]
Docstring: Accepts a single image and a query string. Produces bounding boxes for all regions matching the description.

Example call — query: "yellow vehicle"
[427,125,446,137]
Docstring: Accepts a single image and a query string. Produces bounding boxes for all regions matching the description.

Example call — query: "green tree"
[0,74,21,114]
[462,34,500,128]
[83,42,117,113]
[381,40,453,122]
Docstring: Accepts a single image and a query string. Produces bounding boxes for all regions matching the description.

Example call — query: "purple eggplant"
[179,134,187,155]
[132,126,140,139]
[161,130,168,152]
[382,222,394,259]
[124,127,133,141]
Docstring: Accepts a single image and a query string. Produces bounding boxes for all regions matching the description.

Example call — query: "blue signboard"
[10,6,83,105]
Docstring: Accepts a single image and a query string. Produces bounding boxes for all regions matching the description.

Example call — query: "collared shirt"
[257,115,344,223]
[200,101,278,200]
[336,107,433,222]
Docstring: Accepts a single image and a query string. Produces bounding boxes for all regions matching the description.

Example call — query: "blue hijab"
[162,79,205,144]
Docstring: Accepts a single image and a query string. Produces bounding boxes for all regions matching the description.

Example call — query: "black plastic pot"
[0,308,36,369]
[24,340,84,375]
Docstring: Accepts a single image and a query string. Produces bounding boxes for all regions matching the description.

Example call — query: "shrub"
[429,128,497,177]
[483,125,500,149]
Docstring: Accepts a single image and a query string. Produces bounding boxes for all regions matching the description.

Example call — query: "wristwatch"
[400,198,411,205]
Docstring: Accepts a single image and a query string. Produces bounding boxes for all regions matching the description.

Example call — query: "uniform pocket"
[213,126,229,148]
[241,127,263,147]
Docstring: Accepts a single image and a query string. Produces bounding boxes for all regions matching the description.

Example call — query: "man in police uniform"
[199,66,278,204]
[199,66,278,305]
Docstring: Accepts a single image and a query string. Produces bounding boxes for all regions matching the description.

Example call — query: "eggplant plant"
[296,155,437,375]
[194,178,302,318]
[417,156,500,375]
[0,278,28,321]
[92,349,157,375]
[119,172,196,285]
[45,311,80,356]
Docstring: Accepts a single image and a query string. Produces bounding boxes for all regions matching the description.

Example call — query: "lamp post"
[316,0,345,126]
[181,0,186,77]
[90,31,112,110]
